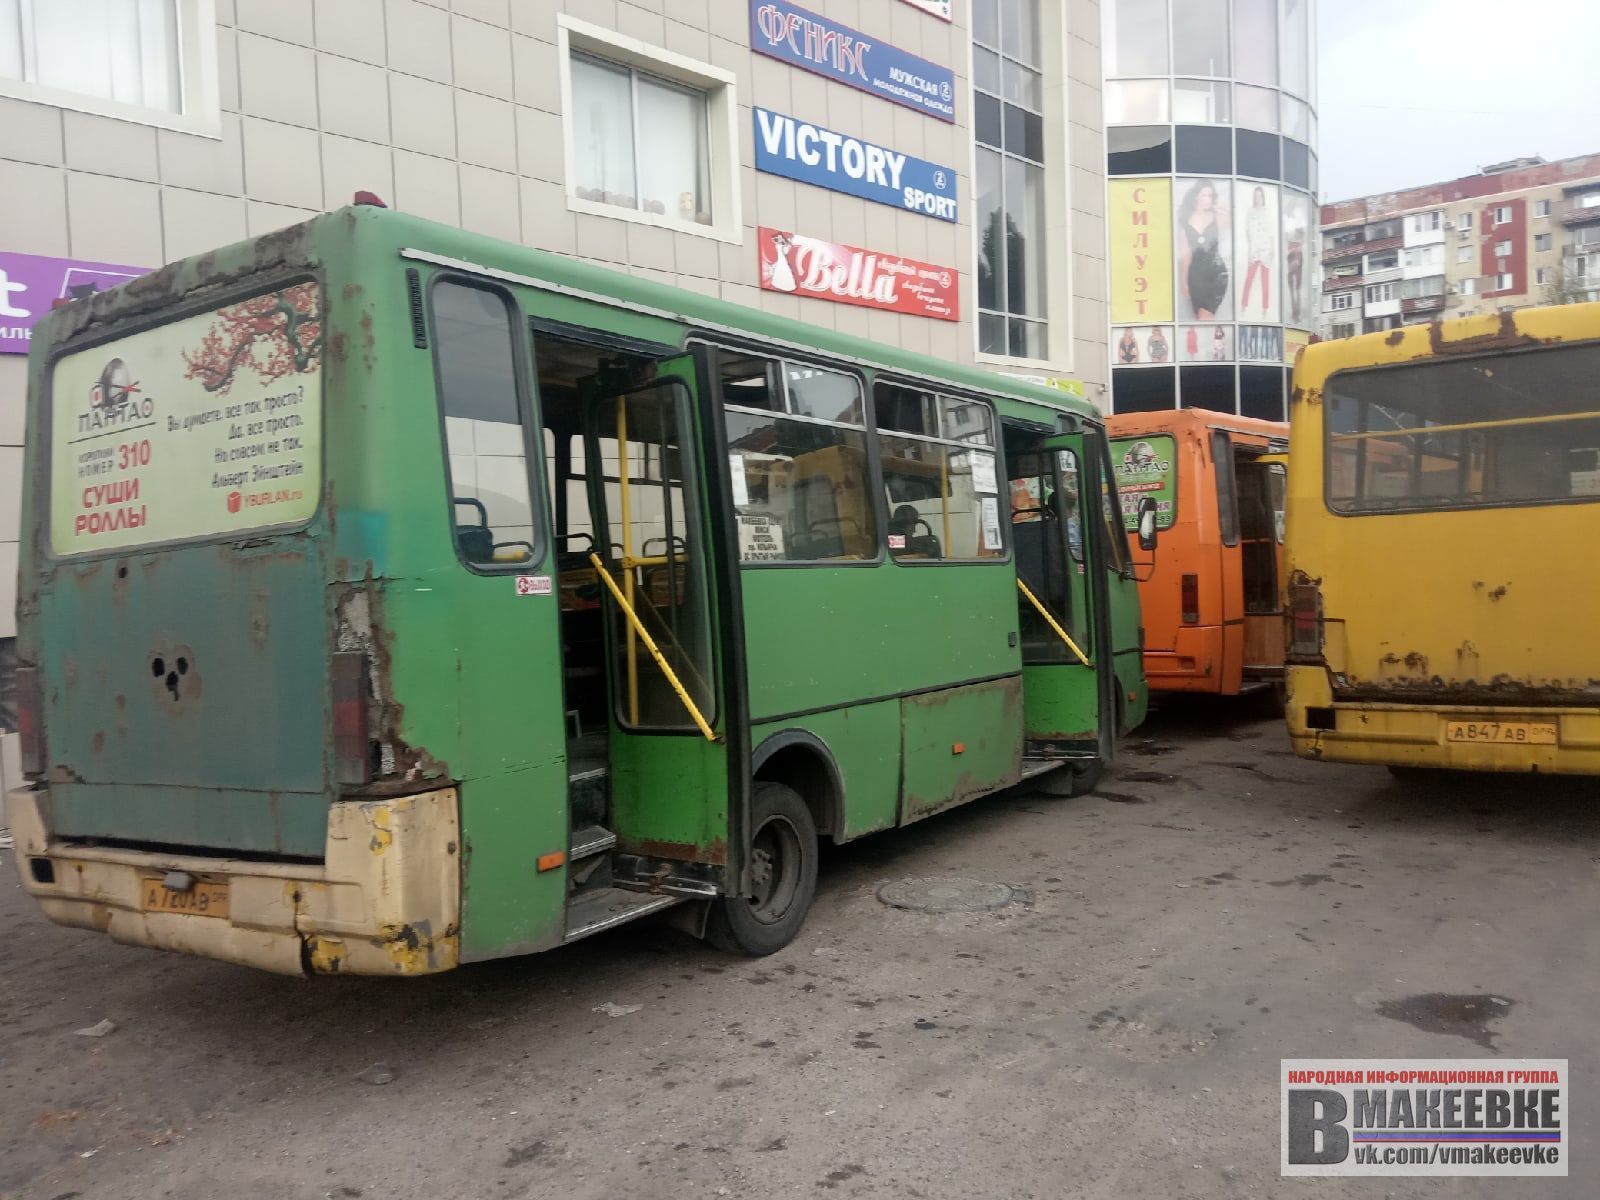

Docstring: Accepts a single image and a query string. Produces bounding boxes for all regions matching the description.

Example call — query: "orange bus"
[1107,410,1288,699]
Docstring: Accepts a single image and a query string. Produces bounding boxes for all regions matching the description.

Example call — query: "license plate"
[140,878,230,919]
[1444,720,1558,746]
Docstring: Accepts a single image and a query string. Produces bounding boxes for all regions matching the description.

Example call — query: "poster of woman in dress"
[1282,189,1315,331]
[1175,178,1232,322]
[1179,325,1232,362]
[1236,184,1280,323]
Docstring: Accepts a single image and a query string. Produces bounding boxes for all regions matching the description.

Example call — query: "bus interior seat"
[890,504,942,559]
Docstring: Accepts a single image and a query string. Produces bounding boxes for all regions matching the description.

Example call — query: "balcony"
[1322,234,1403,265]
[1324,274,1363,292]
[1557,197,1600,227]
[1363,265,1403,286]
[1401,295,1446,315]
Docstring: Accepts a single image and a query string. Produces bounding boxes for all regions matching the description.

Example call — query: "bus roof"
[34,204,1099,434]
[1295,301,1600,388]
[1105,408,1288,440]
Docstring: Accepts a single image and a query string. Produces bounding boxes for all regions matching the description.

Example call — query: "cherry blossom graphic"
[182,282,322,394]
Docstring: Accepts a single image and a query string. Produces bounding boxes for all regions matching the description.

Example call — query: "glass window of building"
[1105,0,1169,77]
[1280,0,1311,98]
[1106,79,1170,125]
[1235,84,1278,132]
[1176,125,1233,174]
[1172,0,1230,77]
[0,0,219,124]
[1108,126,1173,175]
[1280,95,1310,144]
[1233,0,1278,87]
[974,0,1048,360]
[570,53,713,226]
[1174,79,1231,125]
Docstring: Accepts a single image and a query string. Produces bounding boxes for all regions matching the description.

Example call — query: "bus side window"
[1212,431,1240,547]
[722,354,875,563]
[874,384,1005,562]
[433,280,537,568]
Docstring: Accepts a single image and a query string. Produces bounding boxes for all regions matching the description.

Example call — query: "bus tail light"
[1181,574,1199,624]
[332,651,373,786]
[1289,581,1324,660]
[16,666,43,778]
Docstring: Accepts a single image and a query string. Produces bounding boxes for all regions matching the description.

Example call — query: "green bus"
[7,204,1150,975]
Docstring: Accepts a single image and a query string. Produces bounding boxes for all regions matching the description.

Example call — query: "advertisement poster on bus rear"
[1111,434,1177,531]
[49,281,324,556]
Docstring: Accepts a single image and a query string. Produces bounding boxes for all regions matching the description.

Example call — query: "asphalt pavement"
[2,703,1595,1199]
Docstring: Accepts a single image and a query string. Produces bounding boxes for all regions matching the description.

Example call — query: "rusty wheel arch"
[750,731,844,843]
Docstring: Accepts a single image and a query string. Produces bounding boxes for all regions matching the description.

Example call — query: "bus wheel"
[1035,760,1103,798]
[706,782,818,956]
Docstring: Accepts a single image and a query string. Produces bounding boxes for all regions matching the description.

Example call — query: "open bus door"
[576,353,748,936]
[1237,448,1288,689]
[1007,427,1144,795]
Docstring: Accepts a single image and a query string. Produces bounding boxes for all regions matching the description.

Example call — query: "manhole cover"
[875,877,1024,913]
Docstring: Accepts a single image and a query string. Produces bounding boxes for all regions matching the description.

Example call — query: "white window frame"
[1458,211,1474,230]
[1495,239,1512,258]
[1495,272,1514,291]
[1494,205,1513,225]
[1534,199,1551,218]
[0,0,219,136]
[1534,233,1552,252]
[1456,245,1472,263]
[556,15,742,243]
[1330,291,1354,311]
[1536,266,1550,285]
[1460,278,1477,296]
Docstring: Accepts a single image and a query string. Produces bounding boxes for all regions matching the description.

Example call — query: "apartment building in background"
[0,0,1110,792]
[1319,151,1600,340]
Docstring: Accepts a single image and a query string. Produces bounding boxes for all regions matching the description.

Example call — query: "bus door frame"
[582,350,750,899]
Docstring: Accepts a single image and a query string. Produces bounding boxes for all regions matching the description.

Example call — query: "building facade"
[0,0,1108,789]
[1102,0,1318,420]
[1319,152,1600,341]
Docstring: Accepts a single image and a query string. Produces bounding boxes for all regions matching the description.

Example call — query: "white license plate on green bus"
[1445,720,1557,746]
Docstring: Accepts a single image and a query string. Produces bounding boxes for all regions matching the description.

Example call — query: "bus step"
[563,887,680,944]
[570,824,617,860]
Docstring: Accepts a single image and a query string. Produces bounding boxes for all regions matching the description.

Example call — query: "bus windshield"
[1325,342,1600,513]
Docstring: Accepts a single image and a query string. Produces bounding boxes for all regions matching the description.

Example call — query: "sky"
[1317,0,1600,202]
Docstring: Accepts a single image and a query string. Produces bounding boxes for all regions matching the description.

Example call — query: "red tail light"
[332,652,373,786]
[1289,581,1324,660]
[16,666,43,778]
[1181,573,1199,624]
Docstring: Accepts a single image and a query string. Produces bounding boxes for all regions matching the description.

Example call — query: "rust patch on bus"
[1384,328,1406,347]
[622,836,727,866]
[1428,310,1544,357]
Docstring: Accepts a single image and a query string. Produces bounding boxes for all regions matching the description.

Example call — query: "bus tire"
[706,781,818,957]
[1035,759,1104,798]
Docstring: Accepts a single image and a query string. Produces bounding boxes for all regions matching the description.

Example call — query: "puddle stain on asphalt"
[1374,993,1515,1050]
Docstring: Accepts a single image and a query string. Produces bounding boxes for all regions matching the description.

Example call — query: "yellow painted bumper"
[5,787,461,975]
[1286,667,1600,775]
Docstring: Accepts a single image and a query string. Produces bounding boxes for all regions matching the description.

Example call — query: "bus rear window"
[1326,343,1600,513]
[49,280,323,558]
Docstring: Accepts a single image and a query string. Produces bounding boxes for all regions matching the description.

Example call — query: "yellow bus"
[1284,305,1600,776]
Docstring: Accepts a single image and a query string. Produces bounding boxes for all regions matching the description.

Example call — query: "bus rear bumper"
[1286,668,1600,775]
[5,786,461,976]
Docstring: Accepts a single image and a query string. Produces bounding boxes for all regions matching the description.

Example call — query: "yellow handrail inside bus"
[1016,578,1092,668]
[617,399,639,724]
[589,552,718,743]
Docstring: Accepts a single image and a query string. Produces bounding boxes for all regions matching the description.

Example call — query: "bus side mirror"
[1136,496,1159,552]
